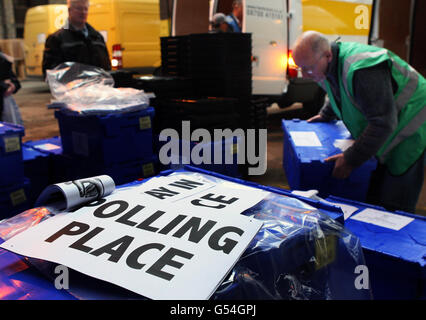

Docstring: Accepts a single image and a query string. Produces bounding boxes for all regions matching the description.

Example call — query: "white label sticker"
[333,139,355,152]
[35,143,61,151]
[320,199,359,220]
[37,33,46,44]
[290,131,322,147]
[350,208,414,231]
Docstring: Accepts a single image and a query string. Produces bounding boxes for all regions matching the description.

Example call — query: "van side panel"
[89,0,162,70]
[301,0,373,43]
[118,0,162,68]
[245,0,288,95]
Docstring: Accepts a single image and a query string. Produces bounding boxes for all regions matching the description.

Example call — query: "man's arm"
[343,61,398,167]
[42,34,65,79]
[0,54,20,95]
[308,95,337,122]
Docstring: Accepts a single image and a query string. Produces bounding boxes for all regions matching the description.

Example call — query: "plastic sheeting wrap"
[213,193,369,300]
[0,171,372,300]
[46,62,151,115]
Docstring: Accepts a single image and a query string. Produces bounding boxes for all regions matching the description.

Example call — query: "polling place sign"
[0,173,267,300]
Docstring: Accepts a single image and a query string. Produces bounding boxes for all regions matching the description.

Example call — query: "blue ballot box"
[281,119,377,201]
[22,145,50,205]
[23,136,66,185]
[55,107,155,165]
[0,122,25,188]
[0,166,371,300]
[0,178,31,220]
[325,195,426,300]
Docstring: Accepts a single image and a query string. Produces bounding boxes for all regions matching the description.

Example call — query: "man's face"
[293,49,331,82]
[234,3,243,20]
[69,1,89,27]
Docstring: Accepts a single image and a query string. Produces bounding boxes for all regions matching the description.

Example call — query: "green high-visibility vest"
[321,42,426,175]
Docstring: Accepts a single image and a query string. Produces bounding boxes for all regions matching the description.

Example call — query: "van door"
[244,0,287,95]
[24,5,68,76]
[118,0,162,69]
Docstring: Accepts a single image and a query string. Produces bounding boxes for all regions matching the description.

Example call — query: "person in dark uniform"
[0,52,21,122]
[42,0,111,78]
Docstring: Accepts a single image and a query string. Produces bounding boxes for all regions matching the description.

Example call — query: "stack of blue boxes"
[0,122,31,219]
[323,194,426,300]
[281,119,377,201]
[54,107,158,185]
[22,136,63,203]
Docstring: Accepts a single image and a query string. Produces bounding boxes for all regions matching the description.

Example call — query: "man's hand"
[307,114,327,123]
[3,79,16,97]
[324,153,353,179]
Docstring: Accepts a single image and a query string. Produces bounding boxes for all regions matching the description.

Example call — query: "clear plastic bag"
[2,95,23,125]
[46,62,151,115]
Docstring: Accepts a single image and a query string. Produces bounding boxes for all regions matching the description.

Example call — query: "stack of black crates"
[158,32,268,131]
[121,33,268,177]
[161,33,252,99]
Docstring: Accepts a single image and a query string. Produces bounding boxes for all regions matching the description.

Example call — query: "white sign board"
[0,174,267,300]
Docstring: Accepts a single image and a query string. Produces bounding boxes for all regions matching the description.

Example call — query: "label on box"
[350,208,414,231]
[139,116,152,130]
[36,143,61,151]
[10,189,26,206]
[4,136,20,153]
[290,131,322,147]
[320,199,359,220]
[142,162,155,177]
[315,235,336,270]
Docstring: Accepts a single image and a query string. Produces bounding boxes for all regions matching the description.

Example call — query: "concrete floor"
[13,79,426,216]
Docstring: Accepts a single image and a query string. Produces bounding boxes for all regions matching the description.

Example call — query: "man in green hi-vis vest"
[292,31,426,213]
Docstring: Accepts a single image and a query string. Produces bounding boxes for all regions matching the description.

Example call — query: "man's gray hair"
[310,33,330,56]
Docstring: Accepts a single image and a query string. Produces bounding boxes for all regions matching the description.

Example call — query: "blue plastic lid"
[0,122,25,136]
[22,146,49,161]
[24,136,63,155]
[282,119,377,169]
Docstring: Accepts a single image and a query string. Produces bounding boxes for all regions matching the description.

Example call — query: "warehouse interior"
[0,0,425,302]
